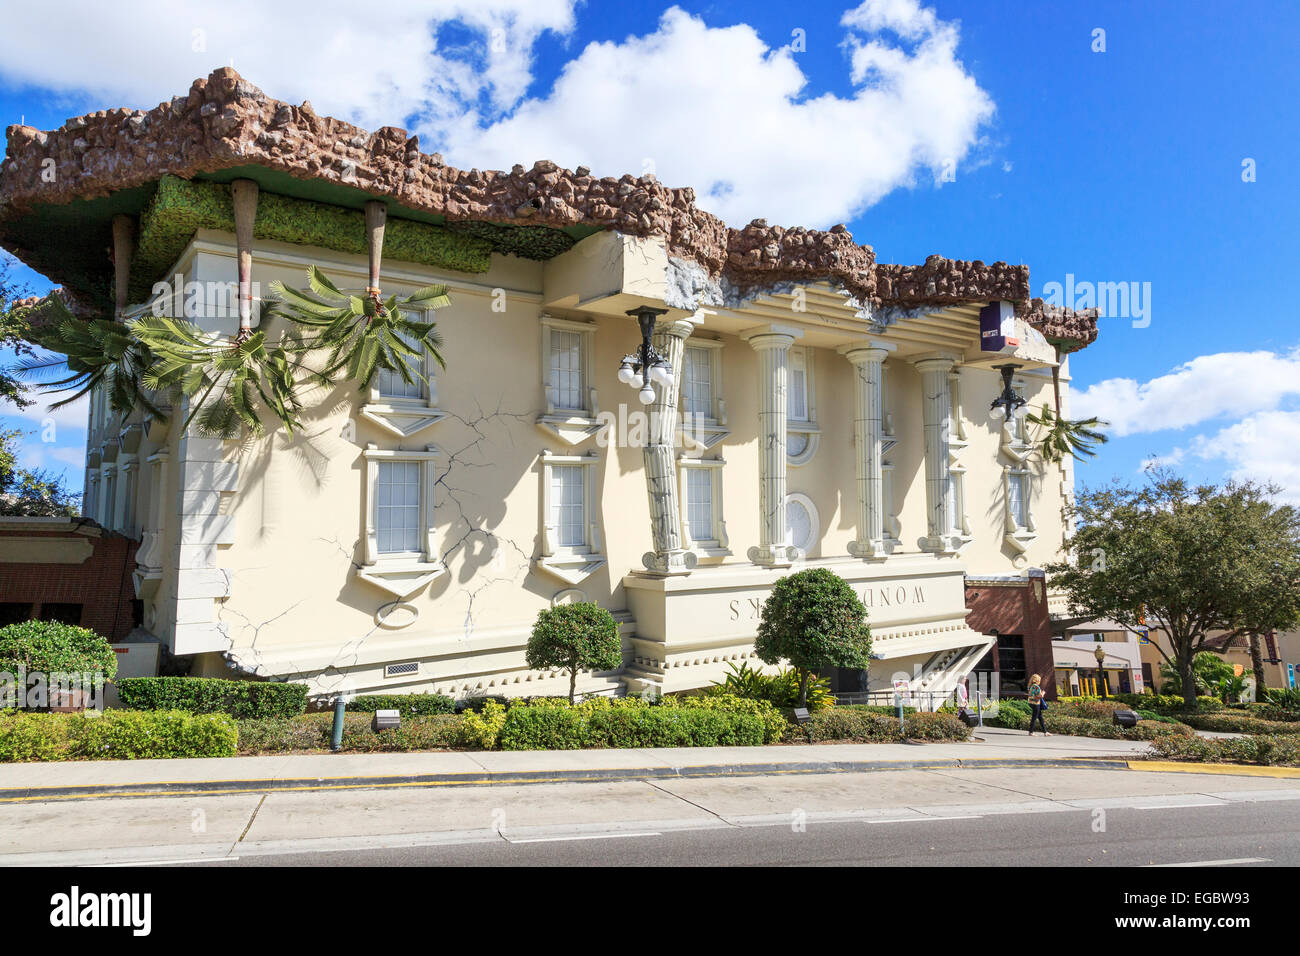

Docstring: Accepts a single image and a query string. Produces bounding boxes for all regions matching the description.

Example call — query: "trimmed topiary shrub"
[0,709,237,761]
[755,567,871,708]
[117,676,307,719]
[525,602,622,704]
[1174,712,1300,735]
[346,693,455,717]
[0,620,118,695]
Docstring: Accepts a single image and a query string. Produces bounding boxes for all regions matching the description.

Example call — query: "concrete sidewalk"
[0,726,1155,802]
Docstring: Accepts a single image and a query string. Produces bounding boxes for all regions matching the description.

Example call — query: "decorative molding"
[537,449,607,585]
[357,443,447,598]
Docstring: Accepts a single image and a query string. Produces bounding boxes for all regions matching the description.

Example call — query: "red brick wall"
[0,529,139,641]
[965,572,1058,700]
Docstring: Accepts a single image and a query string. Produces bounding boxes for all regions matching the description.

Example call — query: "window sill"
[536,413,604,446]
[360,402,447,439]
[680,421,731,451]
[536,552,607,586]
[1004,528,1038,555]
[356,558,448,599]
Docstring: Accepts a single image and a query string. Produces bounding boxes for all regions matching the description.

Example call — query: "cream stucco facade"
[81,226,1077,703]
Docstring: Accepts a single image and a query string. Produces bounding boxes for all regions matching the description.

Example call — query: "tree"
[1158,651,1234,697]
[525,602,622,704]
[755,567,871,707]
[1048,472,1300,712]
[0,255,37,408]
[0,620,118,708]
[0,428,80,517]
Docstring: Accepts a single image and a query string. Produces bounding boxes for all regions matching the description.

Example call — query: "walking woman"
[1027,674,1050,736]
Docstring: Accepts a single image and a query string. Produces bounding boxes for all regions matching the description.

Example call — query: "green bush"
[1111,692,1224,715]
[497,706,587,751]
[456,700,508,749]
[991,698,1032,728]
[0,620,118,692]
[1050,698,1128,720]
[117,676,308,719]
[1174,712,1300,735]
[346,693,455,717]
[234,713,464,753]
[707,661,836,712]
[0,709,237,761]
[792,708,971,743]
[659,693,787,744]
[839,704,919,716]
[1149,733,1300,767]
[995,709,1194,740]
[497,704,766,750]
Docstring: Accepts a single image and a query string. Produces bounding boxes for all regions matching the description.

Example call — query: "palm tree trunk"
[1051,345,1063,415]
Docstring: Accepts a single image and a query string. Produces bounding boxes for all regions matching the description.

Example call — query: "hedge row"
[0,710,238,761]
[1173,712,1300,736]
[497,706,766,750]
[236,713,462,754]
[996,709,1195,740]
[789,709,970,744]
[118,677,308,719]
[345,694,455,717]
[1149,733,1300,767]
[1109,693,1224,714]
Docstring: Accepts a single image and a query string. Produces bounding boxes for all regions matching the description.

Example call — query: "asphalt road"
[4,766,1299,867]
[208,799,1300,867]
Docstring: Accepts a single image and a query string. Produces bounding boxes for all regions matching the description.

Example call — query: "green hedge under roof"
[129,175,500,301]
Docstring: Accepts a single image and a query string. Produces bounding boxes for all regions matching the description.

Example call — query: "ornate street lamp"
[1093,643,1108,700]
[618,306,672,405]
[988,363,1028,422]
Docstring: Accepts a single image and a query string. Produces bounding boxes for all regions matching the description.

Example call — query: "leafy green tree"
[755,567,871,707]
[1048,472,1300,711]
[0,255,37,408]
[525,602,622,704]
[0,428,80,517]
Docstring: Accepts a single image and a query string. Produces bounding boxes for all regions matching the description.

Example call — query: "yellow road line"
[1130,760,1300,778]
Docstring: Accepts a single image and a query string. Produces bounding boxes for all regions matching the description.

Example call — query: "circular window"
[784,493,819,555]
[787,430,818,466]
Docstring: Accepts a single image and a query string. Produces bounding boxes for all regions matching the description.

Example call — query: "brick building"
[964,569,1057,700]
[0,517,140,641]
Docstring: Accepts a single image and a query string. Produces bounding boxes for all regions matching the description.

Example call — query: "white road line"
[865,815,983,824]
[1131,803,1224,811]
[1146,857,1271,867]
[506,831,662,844]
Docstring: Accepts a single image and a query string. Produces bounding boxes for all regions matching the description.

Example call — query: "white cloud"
[1189,410,1300,504]
[1,1,993,229]
[449,1,995,225]
[1073,347,1300,437]
[0,1,577,133]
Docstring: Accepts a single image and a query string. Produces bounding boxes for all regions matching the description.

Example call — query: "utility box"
[979,300,1019,353]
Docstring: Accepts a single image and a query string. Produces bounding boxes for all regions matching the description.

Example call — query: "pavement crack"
[643,779,739,828]
[232,793,268,853]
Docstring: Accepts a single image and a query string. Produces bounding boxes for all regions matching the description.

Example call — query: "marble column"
[742,326,802,567]
[839,341,895,558]
[641,316,698,575]
[913,355,958,553]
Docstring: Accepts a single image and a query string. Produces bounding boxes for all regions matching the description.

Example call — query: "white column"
[742,326,802,567]
[839,341,895,558]
[913,355,958,553]
[642,317,697,575]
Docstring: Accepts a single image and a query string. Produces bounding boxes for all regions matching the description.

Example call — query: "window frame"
[679,337,731,450]
[537,449,606,584]
[784,491,820,557]
[357,444,447,599]
[786,345,820,465]
[536,314,603,446]
[358,305,447,440]
[677,454,730,556]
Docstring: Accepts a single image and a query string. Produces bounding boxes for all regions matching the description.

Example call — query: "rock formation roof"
[0,68,1097,349]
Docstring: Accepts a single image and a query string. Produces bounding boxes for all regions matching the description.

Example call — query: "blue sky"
[3,0,1298,498]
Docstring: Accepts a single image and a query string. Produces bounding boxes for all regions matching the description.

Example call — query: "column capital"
[653,316,700,340]
[838,339,896,365]
[910,352,960,374]
[740,324,802,351]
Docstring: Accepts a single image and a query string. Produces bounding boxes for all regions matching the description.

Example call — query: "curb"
[0,756,1132,803]
[1129,760,1300,779]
